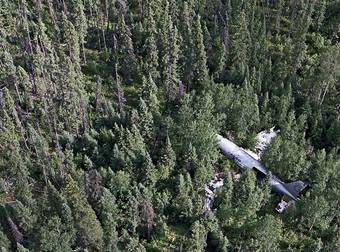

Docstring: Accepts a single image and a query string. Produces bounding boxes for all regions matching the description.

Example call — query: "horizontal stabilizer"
[284,180,308,200]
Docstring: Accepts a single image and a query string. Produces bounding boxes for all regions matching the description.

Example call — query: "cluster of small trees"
[0,0,339,251]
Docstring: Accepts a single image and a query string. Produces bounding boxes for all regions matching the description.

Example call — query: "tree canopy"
[0,0,339,251]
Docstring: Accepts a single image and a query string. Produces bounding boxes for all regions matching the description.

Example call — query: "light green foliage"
[232,170,265,225]
[141,151,158,187]
[61,13,81,66]
[298,196,331,233]
[64,175,104,250]
[262,113,310,180]
[39,216,73,252]
[137,98,154,144]
[174,94,220,182]
[0,229,11,251]
[16,244,29,252]
[0,51,16,84]
[158,135,176,179]
[179,1,194,88]
[69,0,88,62]
[173,173,194,219]
[140,75,160,116]
[252,215,282,252]
[109,170,131,197]
[100,188,119,251]
[216,172,234,225]
[125,125,147,162]
[186,221,207,251]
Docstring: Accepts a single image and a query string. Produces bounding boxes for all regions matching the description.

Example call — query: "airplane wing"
[255,127,280,159]
[243,127,279,161]
[252,166,268,180]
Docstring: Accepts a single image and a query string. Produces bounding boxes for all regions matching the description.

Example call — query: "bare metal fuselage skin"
[216,134,298,201]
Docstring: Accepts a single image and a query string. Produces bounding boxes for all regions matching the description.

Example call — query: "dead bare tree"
[140,201,155,240]
[7,217,24,244]
[85,170,103,215]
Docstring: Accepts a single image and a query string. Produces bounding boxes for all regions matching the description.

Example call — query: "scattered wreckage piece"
[275,198,293,213]
[204,175,224,213]
[255,126,280,157]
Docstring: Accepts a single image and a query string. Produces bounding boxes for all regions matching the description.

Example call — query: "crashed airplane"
[215,129,308,212]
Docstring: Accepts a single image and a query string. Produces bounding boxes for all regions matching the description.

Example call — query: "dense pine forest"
[0,0,339,251]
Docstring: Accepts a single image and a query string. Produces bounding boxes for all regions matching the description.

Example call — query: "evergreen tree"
[0,228,11,251]
[69,0,88,63]
[100,188,119,251]
[137,98,154,145]
[211,36,227,81]
[186,221,206,251]
[192,15,210,91]
[114,14,137,83]
[142,6,159,80]
[140,75,160,116]
[46,183,76,241]
[109,170,131,199]
[232,170,264,226]
[297,195,331,233]
[64,175,104,250]
[124,125,147,165]
[141,151,157,187]
[173,173,194,220]
[252,215,282,252]
[38,216,73,251]
[0,1,338,250]
[262,113,310,180]
[158,135,176,179]
[179,1,194,89]
[0,89,32,205]
[229,11,250,82]
[217,171,234,226]
[160,5,181,102]
[61,13,81,68]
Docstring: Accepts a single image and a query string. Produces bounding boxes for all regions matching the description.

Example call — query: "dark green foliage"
[262,113,311,180]
[0,0,338,251]
[191,15,210,91]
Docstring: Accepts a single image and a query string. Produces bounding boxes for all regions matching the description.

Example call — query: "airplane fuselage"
[216,134,298,201]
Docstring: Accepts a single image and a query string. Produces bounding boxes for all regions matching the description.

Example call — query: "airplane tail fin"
[284,180,309,200]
